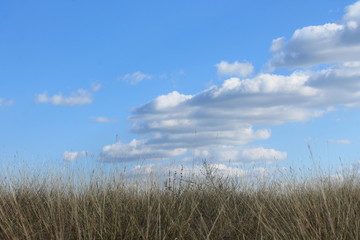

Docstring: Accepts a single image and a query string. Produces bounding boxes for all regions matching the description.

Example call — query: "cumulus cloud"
[63,151,87,162]
[35,84,101,106]
[132,72,326,127]
[99,1,360,167]
[120,72,152,85]
[268,1,360,69]
[307,63,360,107]
[216,61,254,77]
[101,59,360,163]
[344,1,360,22]
[149,91,192,111]
[270,37,285,53]
[0,98,13,107]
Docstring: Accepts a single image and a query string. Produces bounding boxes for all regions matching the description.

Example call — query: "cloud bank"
[99,1,360,170]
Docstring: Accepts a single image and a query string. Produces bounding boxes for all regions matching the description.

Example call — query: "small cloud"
[35,84,101,106]
[0,98,13,107]
[90,116,118,123]
[90,83,102,92]
[63,151,87,162]
[240,147,287,162]
[193,146,286,165]
[328,139,352,145]
[152,91,192,110]
[120,72,152,85]
[216,61,254,77]
[178,70,185,75]
[99,139,187,162]
[305,137,315,143]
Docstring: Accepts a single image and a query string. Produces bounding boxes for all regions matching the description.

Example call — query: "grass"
[0,163,359,239]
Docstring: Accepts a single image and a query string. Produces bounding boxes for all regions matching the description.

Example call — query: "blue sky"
[1,0,360,178]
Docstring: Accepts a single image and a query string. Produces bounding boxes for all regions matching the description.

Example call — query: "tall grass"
[0,163,359,239]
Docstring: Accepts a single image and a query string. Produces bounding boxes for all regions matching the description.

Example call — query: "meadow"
[0,162,359,239]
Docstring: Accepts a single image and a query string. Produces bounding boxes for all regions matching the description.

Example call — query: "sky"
[1,0,360,179]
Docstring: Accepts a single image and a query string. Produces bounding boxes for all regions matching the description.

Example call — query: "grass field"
[0,162,359,239]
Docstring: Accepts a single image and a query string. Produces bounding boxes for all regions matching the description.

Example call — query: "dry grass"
[0,164,359,239]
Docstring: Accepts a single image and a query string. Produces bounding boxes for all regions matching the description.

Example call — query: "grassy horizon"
[0,162,359,239]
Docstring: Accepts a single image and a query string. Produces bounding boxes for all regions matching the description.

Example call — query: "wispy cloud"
[90,83,102,92]
[35,84,101,106]
[120,72,152,85]
[0,98,13,107]
[328,139,352,145]
[90,116,118,123]
[127,162,269,179]
[240,147,287,162]
[216,61,254,77]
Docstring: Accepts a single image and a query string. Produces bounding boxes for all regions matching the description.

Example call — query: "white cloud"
[35,84,101,106]
[91,117,110,123]
[328,139,352,145]
[240,147,287,162]
[344,1,360,22]
[90,116,118,123]
[268,1,360,69]
[206,164,269,178]
[100,1,360,166]
[0,98,13,107]
[63,151,87,162]
[90,83,102,92]
[216,61,254,77]
[152,91,192,110]
[99,139,187,162]
[192,146,287,165]
[120,72,152,85]
[101,61,360,163]
[125,161,269,181]
[270,37,285,53]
